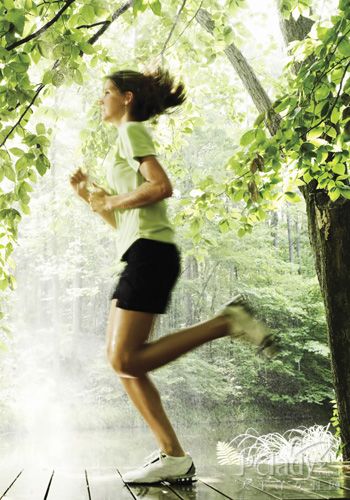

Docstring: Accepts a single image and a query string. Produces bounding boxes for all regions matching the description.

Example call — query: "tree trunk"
[270,211,279,249]
[295,212,302,275]
[301,185,350,458]
[279,4,350,460]
[286,203,294,264]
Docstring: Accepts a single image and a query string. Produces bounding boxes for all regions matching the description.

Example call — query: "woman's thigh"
[106,300,157,369]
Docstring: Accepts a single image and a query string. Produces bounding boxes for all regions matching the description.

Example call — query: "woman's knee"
[108,349,144,378]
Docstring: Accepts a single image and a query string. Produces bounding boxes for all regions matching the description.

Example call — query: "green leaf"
[35,154,50,176]
[0,280,8,291]
[52,70,65,87]
[274,98,290,113]
[240,129,255,146]
[30,47,41,65]
[332,164,345,175]
[10,148,24,157]
[285,191,301,202]
[256,128,266,143]
[327,126,337,138]
[36,123,45,135]
[233,190,243,202]
[37,41,50,58]
[80,5,95,23]
[73,69,84,85]
[321,101,330,117]
[339,187,350,199]
[317,26,331,41]
[266,145,278,156]
[315,84,330,101]
[300,142,315,152]
[219,219,230,233]
[7,9,25,35]
[4,165,15,182]
[80,43,95,55]
[331,107,340,123]
[328,188,340,201]
[205,209,215,221]
[42,70,52,85]
[307,127,323,139]
[254,112,265,126]
[10,61,28,73]
[257,208,267,221]
[338,39,350,57]
[303,171,313,183]
[20,202,30,215]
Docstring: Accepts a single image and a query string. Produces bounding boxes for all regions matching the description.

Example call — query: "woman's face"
[98,79,132,124]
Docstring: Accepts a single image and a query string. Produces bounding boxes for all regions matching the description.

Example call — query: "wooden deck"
[1,461,350,499]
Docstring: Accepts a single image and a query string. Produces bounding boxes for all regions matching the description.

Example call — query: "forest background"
[0,0,343,453]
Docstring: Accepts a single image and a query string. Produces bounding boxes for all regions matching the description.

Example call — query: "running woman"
[70,68,278,485]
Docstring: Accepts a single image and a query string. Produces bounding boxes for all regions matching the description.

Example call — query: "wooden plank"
[250,476,330,499]
[126,481,181,499]
[87,468,134,499]
[309,474,350,495]
[0,468,24,500]
[195,465,278,499]
[43,468,88,499]
[242,461,350,499]
[0,467,52,499]
[167,477,230,499]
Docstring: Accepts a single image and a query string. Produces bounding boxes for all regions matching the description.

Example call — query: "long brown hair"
[105,67,187,122]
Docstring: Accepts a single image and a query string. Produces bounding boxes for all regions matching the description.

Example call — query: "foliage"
[198,0,350,236]
[329,398,345,458]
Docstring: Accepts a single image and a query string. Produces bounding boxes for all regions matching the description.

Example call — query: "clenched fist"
[70,168,89,198]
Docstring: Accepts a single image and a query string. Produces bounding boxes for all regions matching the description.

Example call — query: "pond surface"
[0,417,332,470]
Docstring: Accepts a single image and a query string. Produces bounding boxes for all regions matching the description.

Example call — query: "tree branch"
[6,0,76,51]
[36,0,62,6]
[195,8,281,135]
[164,0,204,53]
[159,0,187,64]
[84,0,132,49]
[0,84,45,147]
[76,21,107,30]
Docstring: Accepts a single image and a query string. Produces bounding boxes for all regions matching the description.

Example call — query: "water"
[0,417,331,470]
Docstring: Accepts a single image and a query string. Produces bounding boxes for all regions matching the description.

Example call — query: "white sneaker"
[219,293,280,358]
[122,449,196,484]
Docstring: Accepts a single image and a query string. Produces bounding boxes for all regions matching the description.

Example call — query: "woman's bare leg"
[109,303,229,378]
[106,300,185,456]
[119,375,185,456]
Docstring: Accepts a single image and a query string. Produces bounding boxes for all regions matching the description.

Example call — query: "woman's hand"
[70,168,89,198]
[89,188,114,212]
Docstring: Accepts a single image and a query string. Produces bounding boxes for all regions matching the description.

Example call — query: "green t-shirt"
[105,121,176,262]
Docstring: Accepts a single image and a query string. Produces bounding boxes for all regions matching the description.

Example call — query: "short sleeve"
[119,122,157,172]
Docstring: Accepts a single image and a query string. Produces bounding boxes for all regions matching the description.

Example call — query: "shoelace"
[142,449,164,467]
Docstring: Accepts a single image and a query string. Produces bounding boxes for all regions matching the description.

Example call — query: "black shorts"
[110,238,181,314]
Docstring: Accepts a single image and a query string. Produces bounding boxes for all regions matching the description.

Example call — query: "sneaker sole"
[165,463,197,484]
